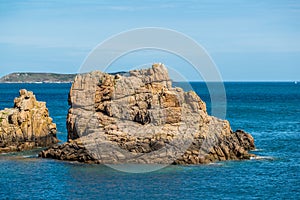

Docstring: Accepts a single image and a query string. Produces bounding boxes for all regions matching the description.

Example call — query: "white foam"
[207,162,223,166]
[250,156,275,161]
[251,148,264,152]
[22,155,38,158]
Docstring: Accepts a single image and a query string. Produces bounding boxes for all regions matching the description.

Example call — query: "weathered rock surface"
[0,89,58,153]
[40,64,255,164]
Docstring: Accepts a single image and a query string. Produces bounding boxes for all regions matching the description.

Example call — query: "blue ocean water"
[0,82,299,199]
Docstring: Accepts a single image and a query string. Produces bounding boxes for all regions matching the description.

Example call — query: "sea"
[0,82,299,199]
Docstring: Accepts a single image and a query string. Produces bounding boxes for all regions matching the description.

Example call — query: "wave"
[207,162,224,166]
[22,155,37,158]
[251,148,264,152]
[250,156,275,161]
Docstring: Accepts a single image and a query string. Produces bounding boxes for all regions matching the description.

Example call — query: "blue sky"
[0,0,299,81]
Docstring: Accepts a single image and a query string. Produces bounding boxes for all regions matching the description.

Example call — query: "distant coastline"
[0,72,76,83]
[1,72,298,84]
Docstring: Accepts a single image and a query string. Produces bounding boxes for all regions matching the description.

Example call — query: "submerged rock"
[40,64,255,164]
[0,89,58,153]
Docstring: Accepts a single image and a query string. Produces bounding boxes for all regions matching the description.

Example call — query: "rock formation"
[0,89,58,153]
[40,64,255,164]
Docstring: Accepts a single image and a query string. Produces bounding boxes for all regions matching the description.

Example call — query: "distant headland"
[0,72,76,83]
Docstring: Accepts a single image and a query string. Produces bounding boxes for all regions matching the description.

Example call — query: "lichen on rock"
[0,89,58,153]
[40,63,255,164]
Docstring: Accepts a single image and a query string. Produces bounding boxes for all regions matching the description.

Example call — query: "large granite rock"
[0,89,58,153]
[40,64,255,164]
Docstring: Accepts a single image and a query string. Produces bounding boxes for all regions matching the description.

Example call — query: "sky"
[0,0,299,81]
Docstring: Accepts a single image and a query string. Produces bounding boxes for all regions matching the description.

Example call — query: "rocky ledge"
[40,64,255,164]
[0,89,58,153]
